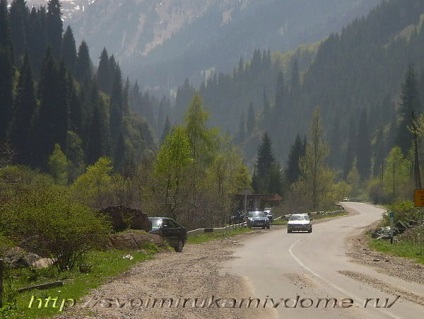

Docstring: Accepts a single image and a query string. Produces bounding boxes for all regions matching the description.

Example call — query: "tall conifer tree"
[10,54,36,164]
[46,0,63,59]
[27,7,47,78]
[9,0,28,61]
[75,40,92,83]
[62,25,77,74]
[396,64,421,154]
[285,134,306,185]
[356,108,371,180]
[97,48,110,93]
[252,132,282,194]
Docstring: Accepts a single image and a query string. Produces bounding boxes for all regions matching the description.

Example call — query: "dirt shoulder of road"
[345,220,424,285]
[55,230,277,319]
[54,215,423,319]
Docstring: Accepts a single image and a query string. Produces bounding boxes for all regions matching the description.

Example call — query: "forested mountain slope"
[54,0,382,90]
[174,0,424,176]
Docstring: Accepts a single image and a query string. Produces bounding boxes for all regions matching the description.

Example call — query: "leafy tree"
[48,143,69,185]
[150,126,193,221]
[65,130,85,182]
[2,184,109,271]
[293,108,336,211]
[71,157,114,209]
[160,115,171,144]
[184,93,218,169]
[382,146,412,201]
[203,140,251,226]
[174,79,195,123]
[346,158,361,199]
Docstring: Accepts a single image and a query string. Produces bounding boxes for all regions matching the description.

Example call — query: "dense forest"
[2,0,424,219]
[173,0,424,179]
[0,0,252,229]
[0,0,175,178]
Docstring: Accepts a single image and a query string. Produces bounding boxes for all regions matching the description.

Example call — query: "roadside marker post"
[413,190,424,255]
[0,259,3,308]
[389,212,394,244]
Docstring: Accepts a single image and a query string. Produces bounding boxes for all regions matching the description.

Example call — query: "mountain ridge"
[28,0,382,91]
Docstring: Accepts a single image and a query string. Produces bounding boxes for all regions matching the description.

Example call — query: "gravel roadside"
[54,231,277,319]
[55,218,423,319]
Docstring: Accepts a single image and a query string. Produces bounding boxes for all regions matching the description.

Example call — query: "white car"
[287,213,312,233]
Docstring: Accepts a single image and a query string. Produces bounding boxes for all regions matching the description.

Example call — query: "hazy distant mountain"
[28,0,382,91]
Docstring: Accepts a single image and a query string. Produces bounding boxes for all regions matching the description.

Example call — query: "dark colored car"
[246,210,270,229]
[148,217,187,252]
[229,211,245,224]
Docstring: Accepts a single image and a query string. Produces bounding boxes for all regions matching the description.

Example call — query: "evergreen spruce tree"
[343,119,356,179]
[160,115,171,144]
[34,49,69,168]
[0,41,14,140]
[28,7,47,78]
[9,54,36,165]
[252,132,282,194]
[62,25,77,74]
[69,82,82,134]
[396,64,421,154]
[46,0,63,59]
[109,65,124,150]
[97,48,110,93]
[9,0,28,61]
[356,108,371,180]
[285,134,306,185]
[373,128,386,179]
[0,0,13,54]
[246,102,255,135]
[237,112,246,144]
[75,40,92,83]
[85,87,109,165]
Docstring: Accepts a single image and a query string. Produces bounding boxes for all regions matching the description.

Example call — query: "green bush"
[1,184,111,271]
[386,201,421,224]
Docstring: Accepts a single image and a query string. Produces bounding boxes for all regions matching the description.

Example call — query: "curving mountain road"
[221,202,424,319]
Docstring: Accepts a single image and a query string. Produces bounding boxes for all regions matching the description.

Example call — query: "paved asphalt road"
[221,202,424,319]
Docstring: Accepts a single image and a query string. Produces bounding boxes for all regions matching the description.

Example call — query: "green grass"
[271,218,288,225]
[0,247,158,319]
[369,238,424,264]
[187,227,251,244]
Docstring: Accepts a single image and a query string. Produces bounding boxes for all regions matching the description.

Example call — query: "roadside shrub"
[387,201,421,223]
[1,184,111,271]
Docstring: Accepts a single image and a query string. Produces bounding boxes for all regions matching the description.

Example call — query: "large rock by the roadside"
[107,230,166,250]
[2,246,41,268]
[98,206,151,232]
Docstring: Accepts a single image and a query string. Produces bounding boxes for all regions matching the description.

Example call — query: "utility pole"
[412,111,422,189]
